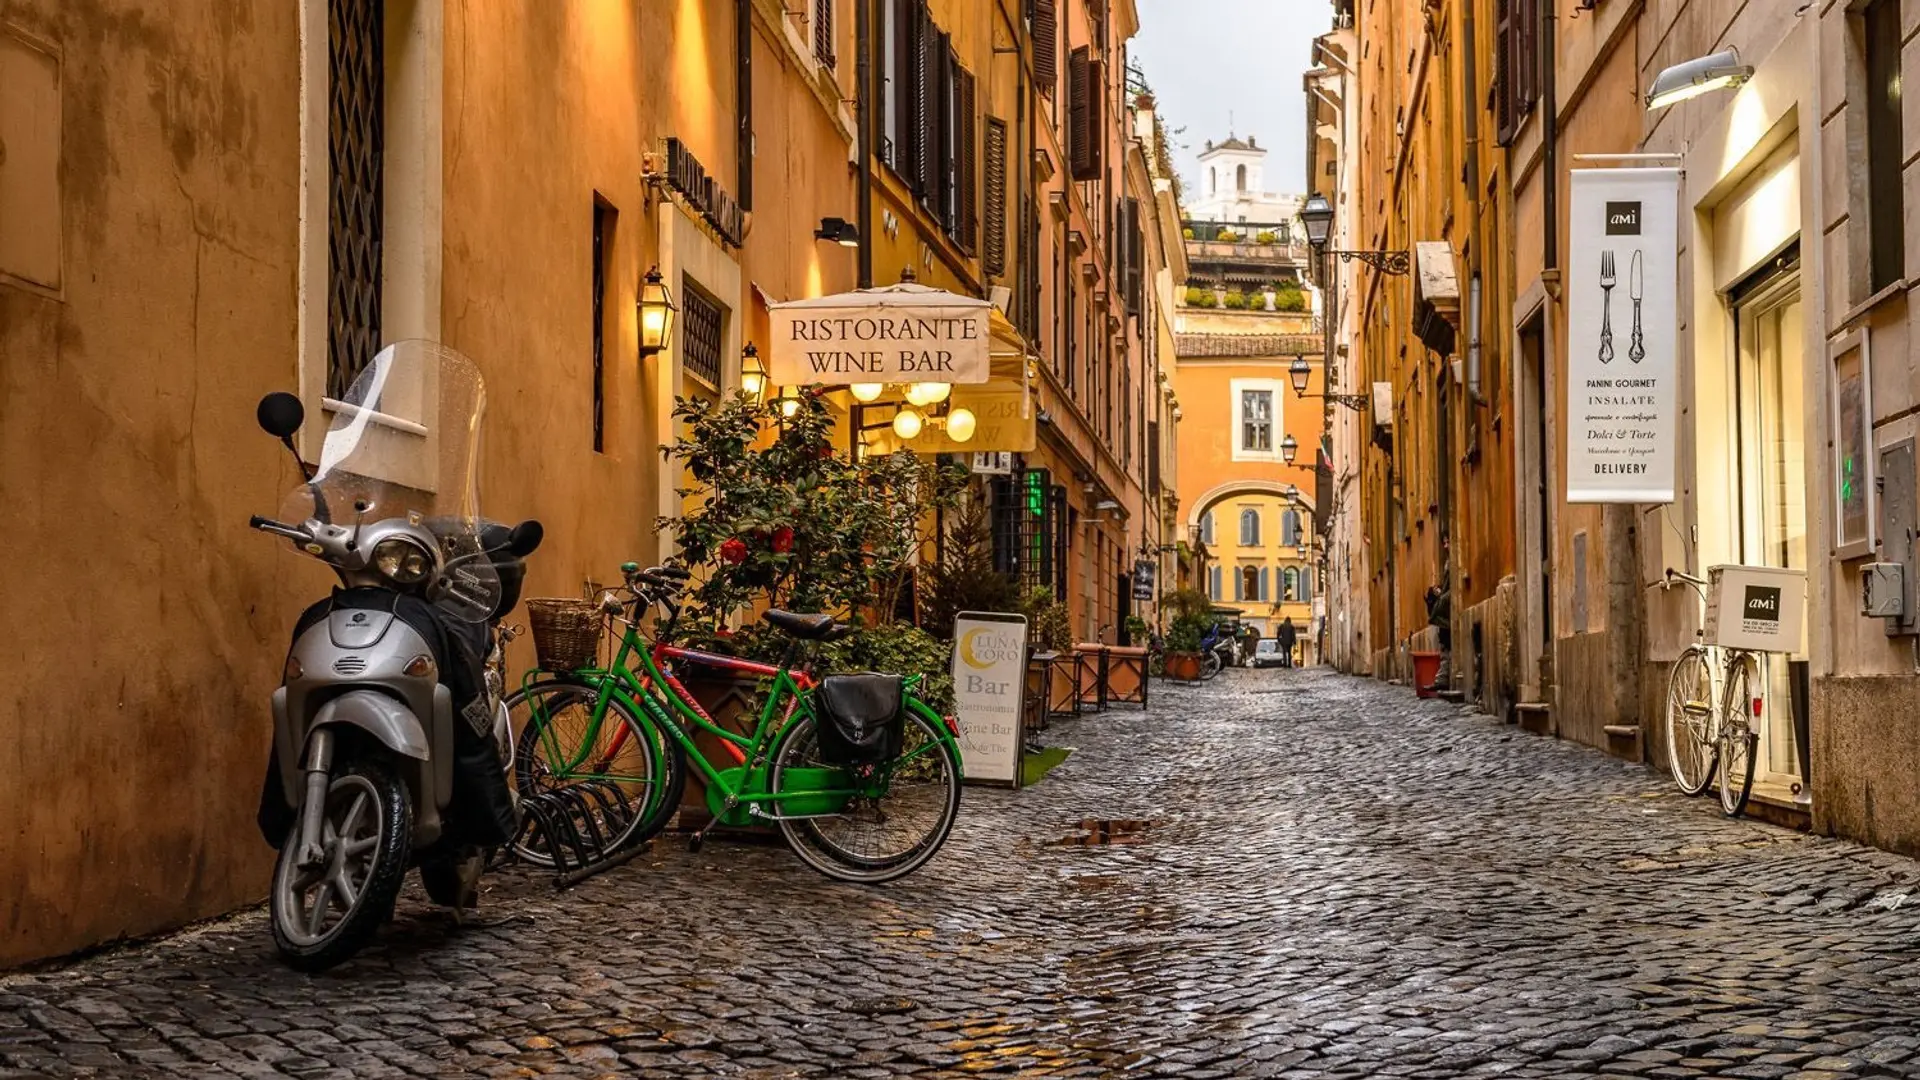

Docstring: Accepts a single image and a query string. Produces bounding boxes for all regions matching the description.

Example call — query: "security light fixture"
[1646,48,1753,111]
[814,217,861,247]
[638,266,677,358]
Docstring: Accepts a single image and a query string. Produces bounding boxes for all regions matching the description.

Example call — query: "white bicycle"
[1659,569,1763,818]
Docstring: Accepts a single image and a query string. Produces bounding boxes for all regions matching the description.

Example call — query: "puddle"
[1053,818,1156,846]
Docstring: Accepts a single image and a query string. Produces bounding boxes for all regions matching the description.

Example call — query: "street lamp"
[814,217,861,247]
[1293,195,1410,275]
[1280,433,1299,465]
[1289,355,1368,411]
[638,266,677,358]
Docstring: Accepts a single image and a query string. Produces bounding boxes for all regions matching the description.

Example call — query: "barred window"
[327,0,385,398]
[681,284,724,390]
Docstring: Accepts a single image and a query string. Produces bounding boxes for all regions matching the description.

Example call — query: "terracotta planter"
[1165,651,1202,681]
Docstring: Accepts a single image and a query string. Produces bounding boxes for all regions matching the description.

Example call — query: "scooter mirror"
[256,392,306,438]
[506,519,545,557]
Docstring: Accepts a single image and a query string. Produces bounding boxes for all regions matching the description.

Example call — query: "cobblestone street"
[9,669,1920,1079]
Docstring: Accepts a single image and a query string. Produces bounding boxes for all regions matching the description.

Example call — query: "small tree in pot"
[1161,586,1215,681]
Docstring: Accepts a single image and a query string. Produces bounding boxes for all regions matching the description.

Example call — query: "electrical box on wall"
[1862,563,1906,618]
[1876,440,1918,636]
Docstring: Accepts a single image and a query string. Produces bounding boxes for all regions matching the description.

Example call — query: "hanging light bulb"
[892,407,924,439]
[946,407,977,443]
[905,382,951,407]
[850,382,885,403]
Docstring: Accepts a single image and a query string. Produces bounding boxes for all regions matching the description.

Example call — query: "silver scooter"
[250,340,540,971]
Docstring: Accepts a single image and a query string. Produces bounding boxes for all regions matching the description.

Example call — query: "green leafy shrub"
[1255,229,1280,245]
[1185,286,1216,307]
[1163,587,1216,654]
[1273,281,1308,313]
[1224,290,1248,310]
[1021,588,1073,653]
[820,622,956,714]
[919,493,1020,639]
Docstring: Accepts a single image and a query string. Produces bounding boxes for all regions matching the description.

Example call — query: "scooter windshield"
[278,340,500,623]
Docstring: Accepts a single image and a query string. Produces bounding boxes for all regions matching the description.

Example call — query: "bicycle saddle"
[761,609,837,640]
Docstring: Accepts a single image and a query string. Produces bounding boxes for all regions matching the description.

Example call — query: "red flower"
[772,526,794,553]
[720,537,749,564]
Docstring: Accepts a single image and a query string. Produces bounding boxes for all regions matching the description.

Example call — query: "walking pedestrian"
[1277,617,1298,668]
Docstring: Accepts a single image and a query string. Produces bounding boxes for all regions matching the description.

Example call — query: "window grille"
[682,284,724,389]
[327,0,385,399]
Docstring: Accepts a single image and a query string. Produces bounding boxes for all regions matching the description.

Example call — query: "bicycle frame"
[522,612,957,824]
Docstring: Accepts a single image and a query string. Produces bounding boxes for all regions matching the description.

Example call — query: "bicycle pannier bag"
[814,674,906,765]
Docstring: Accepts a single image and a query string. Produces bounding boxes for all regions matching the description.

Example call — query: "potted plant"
[1161,587,1214,681]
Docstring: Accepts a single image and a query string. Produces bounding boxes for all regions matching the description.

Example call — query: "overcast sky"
[1131,0,1332,199]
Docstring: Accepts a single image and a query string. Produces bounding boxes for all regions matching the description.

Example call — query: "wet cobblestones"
[8,668,1920,1078]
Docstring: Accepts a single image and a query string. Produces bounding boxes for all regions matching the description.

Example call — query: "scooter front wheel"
[270,756,413,972]
[1200,651,1223,680]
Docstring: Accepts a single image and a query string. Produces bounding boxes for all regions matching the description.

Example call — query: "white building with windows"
[1187,136,1304,231]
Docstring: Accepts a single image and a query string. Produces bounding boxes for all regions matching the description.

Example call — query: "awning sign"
[768,283,992,386]
[1567,168,1680,504]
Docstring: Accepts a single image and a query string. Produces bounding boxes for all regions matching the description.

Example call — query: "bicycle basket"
[525,598,604,671]
[813,674,906,765]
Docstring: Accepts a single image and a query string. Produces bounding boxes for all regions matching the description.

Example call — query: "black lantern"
[1299,194,1334,251]
[638,266,677,358]
[740,344,767,401]
[1280,433,1299,465]
[1289,355,1313,396]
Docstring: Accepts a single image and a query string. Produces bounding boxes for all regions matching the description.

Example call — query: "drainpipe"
[857,0,874,288]
[1541,0,1558,279]
[738,0,753,212]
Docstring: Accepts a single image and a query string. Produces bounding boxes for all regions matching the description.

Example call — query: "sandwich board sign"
[950,612,1028,787]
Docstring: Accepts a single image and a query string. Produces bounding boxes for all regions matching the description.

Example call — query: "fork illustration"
[1598,250,1616,364]
[1628,249,1645,363]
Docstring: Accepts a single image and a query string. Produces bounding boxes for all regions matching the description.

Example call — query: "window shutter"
[1233,568,1244,601]
[896,0,920,183]
[1032,0,1057,97]
[984,118,1008,276]
[916,23,941,200]
[1123,196,1143,314]
[1085,59,1105,179]
[932,38,954,217]
[1068,48,1093,180]
[814,0,835,67]
[1260,567,1270,603]
[958,70,978,253]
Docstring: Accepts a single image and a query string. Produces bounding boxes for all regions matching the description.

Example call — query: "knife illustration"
[1628,249,1645,363]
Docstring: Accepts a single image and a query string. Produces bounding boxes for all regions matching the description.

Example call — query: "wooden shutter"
[1124,196,1143,314]
[930,33,953,215]
[1032,0,1057,97]
[914,19,939,199]
[898,0,925,190]
[1068,47,1093,179]
[814,0,835,67]
[957,67,978,253]
[984,118,1008,276]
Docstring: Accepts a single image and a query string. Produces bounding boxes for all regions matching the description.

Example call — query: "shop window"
[1864,0,1904,293]
[1240,508,1261,546]
[1239,389,1273,453]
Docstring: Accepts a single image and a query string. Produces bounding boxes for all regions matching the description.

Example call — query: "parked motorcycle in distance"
[250,340,541,971]
[1199,623,1238,680]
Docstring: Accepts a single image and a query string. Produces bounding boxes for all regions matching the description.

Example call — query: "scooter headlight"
[372,536,434,585]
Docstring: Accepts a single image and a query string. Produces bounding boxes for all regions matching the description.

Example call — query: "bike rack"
[511,781,651,888]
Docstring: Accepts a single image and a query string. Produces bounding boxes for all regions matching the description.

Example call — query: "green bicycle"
[507,564,964,883]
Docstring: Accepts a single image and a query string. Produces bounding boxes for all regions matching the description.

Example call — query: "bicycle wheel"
[507,680,679,866]
[1663,646,1718,797]
[1716,653,1759,818]
[772,704,962,884]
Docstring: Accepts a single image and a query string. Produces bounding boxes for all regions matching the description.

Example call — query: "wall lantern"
[1646,48,1752,111]
[740,344,767,400]
[638,266,677,358]
[1288,356,1314,396]
[1299,193,1334,251]
[1281,433,1299,465]
[815,217,861,247]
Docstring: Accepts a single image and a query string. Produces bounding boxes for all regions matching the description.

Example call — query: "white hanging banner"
[1567,168,1681,504]
[950,612,1029,787]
